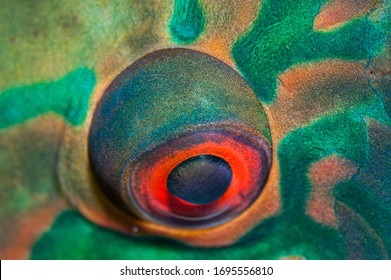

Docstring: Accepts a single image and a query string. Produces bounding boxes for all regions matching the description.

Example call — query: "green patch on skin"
[0,68,96,129]
[332,119,391,257]
[272,95,390,259]
[239,215,346,260]
[278,113,369,214]
[334,180,391,257]
[169,0,205,44]
[226,99,390,260]
[232,0,388,104]
[334,200,388,260]
[30,210,344,259]
[278,98,390,214]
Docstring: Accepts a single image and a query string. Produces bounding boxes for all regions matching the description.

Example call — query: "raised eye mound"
[88,48,272,228]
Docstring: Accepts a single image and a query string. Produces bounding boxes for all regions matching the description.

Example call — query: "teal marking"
[0,68,96,129]
[278,113,368,214]
[333,119,391,254]
[30,210,345,259]
[335,180,391,256]
[274,95,390,258]
[169,0,205,44]
[232,0,388,104]
[278,93,390,215]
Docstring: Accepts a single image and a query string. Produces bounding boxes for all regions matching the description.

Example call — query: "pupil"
[167,155,232,205]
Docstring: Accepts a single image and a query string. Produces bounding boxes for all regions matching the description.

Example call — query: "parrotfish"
[0,0,390,259]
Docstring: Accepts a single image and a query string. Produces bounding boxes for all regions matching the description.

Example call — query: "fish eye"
[88,48,271,229]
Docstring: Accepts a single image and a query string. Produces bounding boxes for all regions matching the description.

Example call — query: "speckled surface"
[0,0,390,259]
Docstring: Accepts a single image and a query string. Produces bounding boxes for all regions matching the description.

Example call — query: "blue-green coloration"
[276,102,390,259]
[30,210,346,259]
[169,0,205,44]
[334,120,391,257]
[232,0,387,103]
[0,68,96,128]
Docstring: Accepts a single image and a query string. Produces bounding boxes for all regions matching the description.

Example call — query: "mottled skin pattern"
[0,0,390,259]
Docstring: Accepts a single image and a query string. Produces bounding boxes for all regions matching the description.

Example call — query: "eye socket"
[88,48,271,228]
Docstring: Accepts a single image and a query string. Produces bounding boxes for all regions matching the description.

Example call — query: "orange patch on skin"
[277,60,364,99]
[268,60,368,141]
[306,155,357,227]
[196,0,260,68]
[0,200,67,259]
[196,38,233,67]
[314,0,382,31]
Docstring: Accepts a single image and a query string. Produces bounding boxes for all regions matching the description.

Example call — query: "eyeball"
[88,48,272,229]
[114,125,269,228]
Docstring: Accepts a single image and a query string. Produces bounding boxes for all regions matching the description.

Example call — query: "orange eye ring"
[121,124,271,228]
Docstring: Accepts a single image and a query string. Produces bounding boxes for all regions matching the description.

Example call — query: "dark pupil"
[167,155,232,205]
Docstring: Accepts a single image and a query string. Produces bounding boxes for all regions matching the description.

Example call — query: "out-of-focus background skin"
[0,0,390,259]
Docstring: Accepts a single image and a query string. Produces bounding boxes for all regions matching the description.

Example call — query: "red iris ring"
[122,125,271,227]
